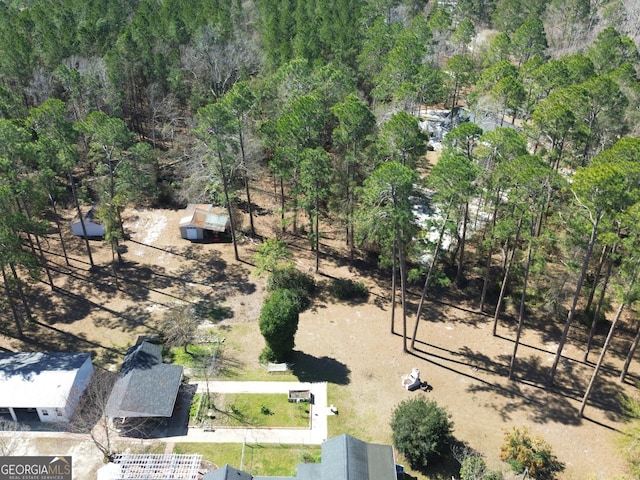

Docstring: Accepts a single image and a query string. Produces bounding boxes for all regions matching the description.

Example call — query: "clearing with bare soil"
[1,184,639,480]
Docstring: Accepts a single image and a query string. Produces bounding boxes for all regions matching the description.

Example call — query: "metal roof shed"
[178,204,230,241]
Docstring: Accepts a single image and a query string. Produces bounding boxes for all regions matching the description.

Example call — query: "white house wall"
[62,356,94,422]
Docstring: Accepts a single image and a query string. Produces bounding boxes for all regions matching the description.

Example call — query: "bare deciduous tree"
[69,368,118,461]
[158,303,200,354]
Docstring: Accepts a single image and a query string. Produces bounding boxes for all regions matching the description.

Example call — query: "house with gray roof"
[0,352,93,423]
[204,434,397,480]
[106,341,183,420]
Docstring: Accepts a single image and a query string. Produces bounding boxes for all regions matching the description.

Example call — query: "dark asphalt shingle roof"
[203,465,254,480]
[223,434,395,480]
[106,342,183,418]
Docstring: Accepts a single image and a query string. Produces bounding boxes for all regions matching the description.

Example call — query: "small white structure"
[179,204,230,241]
[71,206,105,238]
[402,367,422,391]
[0,352,93,423]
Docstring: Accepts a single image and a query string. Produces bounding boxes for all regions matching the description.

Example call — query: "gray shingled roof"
[106,342,183,418]
[219,434,395,480]
[203,465,254,480]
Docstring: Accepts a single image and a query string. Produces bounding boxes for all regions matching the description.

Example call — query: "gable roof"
[203,465,254,480]
[320,434,396,480]
[106,342,183,418]
[220,434,395,480]
[0,352,92,408]
[71,205,104,225]
[179,204,229,232]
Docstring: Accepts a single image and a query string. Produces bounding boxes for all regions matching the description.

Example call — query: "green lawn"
[173,443,321,476]
[192,393,310,428]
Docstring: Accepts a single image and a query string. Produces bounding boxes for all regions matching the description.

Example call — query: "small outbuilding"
[178,204,230,241]
[0,352,94,423]
[71,206,106,238]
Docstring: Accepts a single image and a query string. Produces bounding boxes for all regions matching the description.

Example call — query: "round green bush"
[267,267,315,311]
[390,398,453,470]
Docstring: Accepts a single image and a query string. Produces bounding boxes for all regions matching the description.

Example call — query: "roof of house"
[319,434,396,480]
[203,465,254,480]
[179,204,229,232]
[223,434,396,480]
[106,342,183,418]
[71,205,104,225]
[0,352,92,408]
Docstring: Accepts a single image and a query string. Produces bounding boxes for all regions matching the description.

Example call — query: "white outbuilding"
[0,352,94,423]
[178,204,230,241]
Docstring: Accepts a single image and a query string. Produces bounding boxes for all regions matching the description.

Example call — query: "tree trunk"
[398,232,409,353]
[480,244,493,313]
[10,262,33,322]
[69,171,94,267]
[239,126,255,237]
[509,234,534,380]
[219,152,240,262]
[548,213,602,384]
[2,264,23,337]
[50,194,70,266]
[314,198,320,273]
[584,244,609,315]
[15,199,39,261]
[579,302,624,417]
[455,201,469,288]
[480,190,502,312]
[348,162,355,264]
[390,241,397,335]
[280,177,285,233]
[584,252,614,362]
[620,320,640,383]
[493,216,523,336]
[21,199,54,290]
[410,207,451,349]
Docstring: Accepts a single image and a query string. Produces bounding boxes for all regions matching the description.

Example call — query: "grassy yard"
[173,443,321,476]
[190,393,310,428]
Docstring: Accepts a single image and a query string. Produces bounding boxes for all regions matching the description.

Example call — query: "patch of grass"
[220,360,298,381]
[326,384,380,443]
[170,344,214,368]
[203,393,310,428]
[172,443,321,476]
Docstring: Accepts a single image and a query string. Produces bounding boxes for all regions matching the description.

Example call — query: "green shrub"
[460,454,503,480]
[500,427,563,478]
[259,288,300,362]
[328,278,369,301]
[267,267,315,311]
[390,398,453,470]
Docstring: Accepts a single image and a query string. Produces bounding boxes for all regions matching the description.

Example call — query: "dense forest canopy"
[3,0,640,423]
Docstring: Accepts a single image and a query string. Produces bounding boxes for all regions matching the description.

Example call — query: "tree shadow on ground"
[212,348,246,379]
[409,346,584,426]
[399,440,467,480]
[288,351,351,385]
[1,320,123,365]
